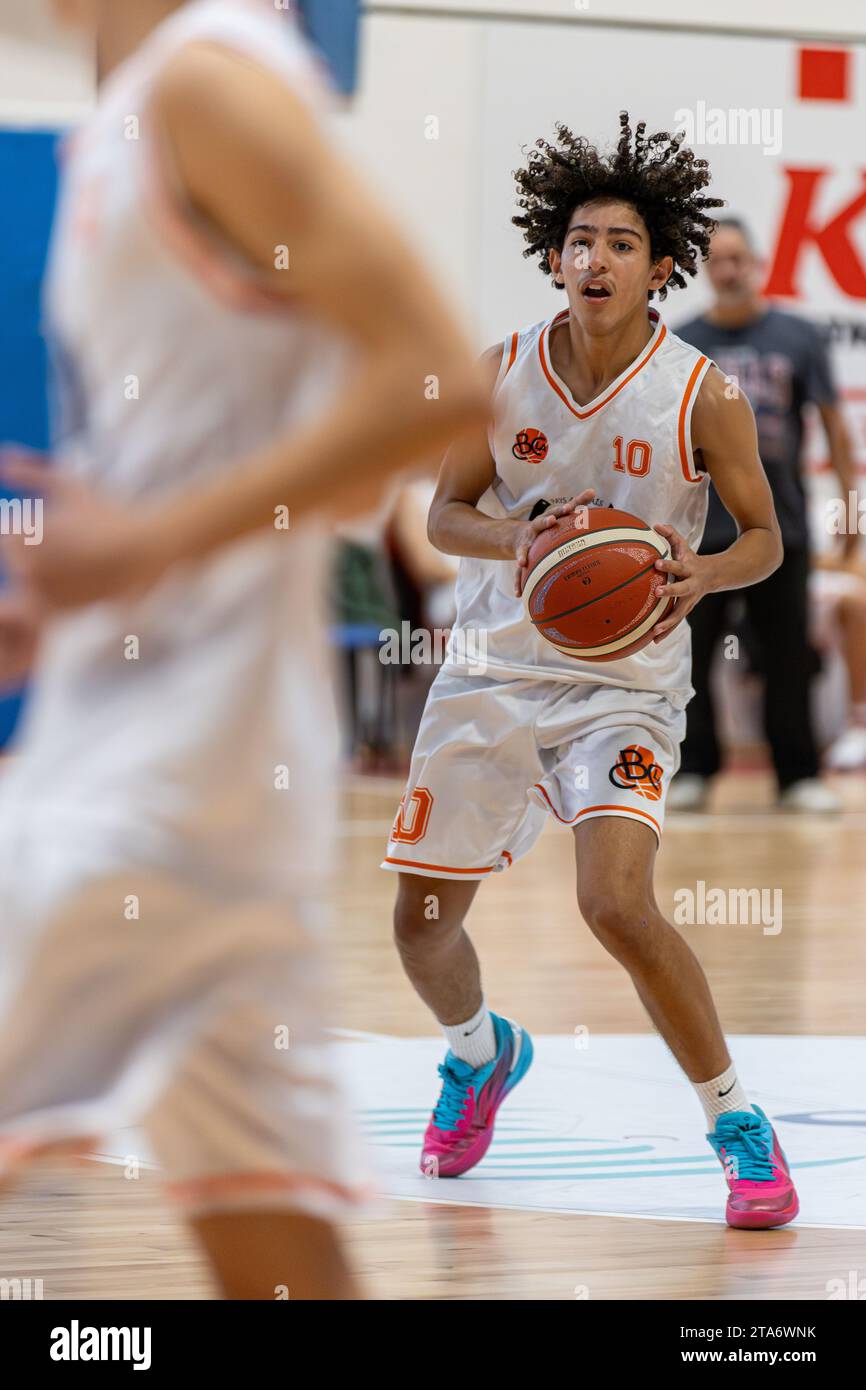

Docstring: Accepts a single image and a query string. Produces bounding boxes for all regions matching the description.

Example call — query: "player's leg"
[190,1210,356,1301]
[393,870,534,1178]
[383,670,546,1175]
[575,816,729,1078]
[574,815,798,1228]
[393,870,482,1024]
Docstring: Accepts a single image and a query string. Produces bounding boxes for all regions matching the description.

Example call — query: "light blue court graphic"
[339,1033,866,1227]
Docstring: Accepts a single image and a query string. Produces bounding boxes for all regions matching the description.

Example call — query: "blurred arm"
[148,42,488,562]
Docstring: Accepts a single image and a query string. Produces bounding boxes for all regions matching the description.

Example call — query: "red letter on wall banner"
[764,169,866,299]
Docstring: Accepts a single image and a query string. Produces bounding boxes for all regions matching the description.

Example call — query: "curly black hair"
[512,112,724,299]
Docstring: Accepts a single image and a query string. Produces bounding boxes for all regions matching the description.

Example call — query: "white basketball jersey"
[2,0,347,892]
[448,307,712,707]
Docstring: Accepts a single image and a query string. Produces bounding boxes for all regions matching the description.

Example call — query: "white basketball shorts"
[0,802,371,1221]
[382,666,686,880]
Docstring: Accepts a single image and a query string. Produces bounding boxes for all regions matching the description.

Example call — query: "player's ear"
[548,247,564,287]
[649,255,673,295]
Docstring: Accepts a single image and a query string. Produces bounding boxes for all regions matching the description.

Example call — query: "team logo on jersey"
[608,745,664,801]
[512,428,549,463]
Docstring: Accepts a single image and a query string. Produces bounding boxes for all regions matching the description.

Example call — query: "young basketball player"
[384,116,800,1228]
[0,0,486,1299]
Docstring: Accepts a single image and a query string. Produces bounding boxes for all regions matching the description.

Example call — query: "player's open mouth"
[582,283,611,300]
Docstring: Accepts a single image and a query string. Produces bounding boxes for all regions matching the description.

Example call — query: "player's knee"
[579,889,656,963]
[393,878,460,955]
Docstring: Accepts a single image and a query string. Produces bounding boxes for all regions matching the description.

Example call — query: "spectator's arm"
[817,402,859,558]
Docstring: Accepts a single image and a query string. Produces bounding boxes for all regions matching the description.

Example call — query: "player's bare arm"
[650,365,782,641]
[427,345,594,595]
[0,42,488,613]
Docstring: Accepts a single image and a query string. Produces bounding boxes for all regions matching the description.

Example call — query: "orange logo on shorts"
[512,427,549,463]
[391,787,434,843]
[608,746,663,801]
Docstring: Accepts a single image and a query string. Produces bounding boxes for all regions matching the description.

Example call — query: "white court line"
[331,1026,402,1044]
[375,1191,865,1231]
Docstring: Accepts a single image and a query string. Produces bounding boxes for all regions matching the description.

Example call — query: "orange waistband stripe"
[383,855,501,875]
[533,785,661,839]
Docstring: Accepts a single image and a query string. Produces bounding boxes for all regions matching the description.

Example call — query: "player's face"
[705,227,760,305]
[549,200,672,333]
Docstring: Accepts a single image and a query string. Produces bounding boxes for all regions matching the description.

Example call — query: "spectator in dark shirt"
[672,218,857,812]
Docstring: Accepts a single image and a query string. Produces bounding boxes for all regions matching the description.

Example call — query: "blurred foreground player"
[0,0,485,1299]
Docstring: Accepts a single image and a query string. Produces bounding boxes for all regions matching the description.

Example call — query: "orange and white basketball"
[522,507,673,662]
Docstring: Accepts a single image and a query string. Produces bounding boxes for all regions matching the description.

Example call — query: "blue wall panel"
[297,0,361,95]
[0,129,60,747]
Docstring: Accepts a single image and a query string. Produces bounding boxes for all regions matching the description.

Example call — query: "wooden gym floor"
[1,768,864,1299]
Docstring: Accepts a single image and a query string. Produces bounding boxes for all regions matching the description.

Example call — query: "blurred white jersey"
[7,0,345,891]
[0,0,370,1216]
[448,308,713,708]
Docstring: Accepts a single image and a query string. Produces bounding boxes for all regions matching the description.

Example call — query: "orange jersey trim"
[678,355,709,482]
[533,785,661,839]
[504,331,519,377]
[538,310,667,420]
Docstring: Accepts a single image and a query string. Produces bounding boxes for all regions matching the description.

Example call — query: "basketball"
[522,507,673,662]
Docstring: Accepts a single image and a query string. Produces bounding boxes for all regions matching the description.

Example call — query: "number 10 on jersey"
[613,436,653,476]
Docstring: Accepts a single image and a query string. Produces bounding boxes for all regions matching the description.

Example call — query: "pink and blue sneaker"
[708,1105,799,1229]
[420,1012,533,1178]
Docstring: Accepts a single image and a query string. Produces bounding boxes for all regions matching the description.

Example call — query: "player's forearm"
[428,500,517,560]
[153,352,487,566]
[701,524,783,593]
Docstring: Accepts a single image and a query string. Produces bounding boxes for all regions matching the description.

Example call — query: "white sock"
[694,1064,751,1129]
[443,1001,497,1068]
